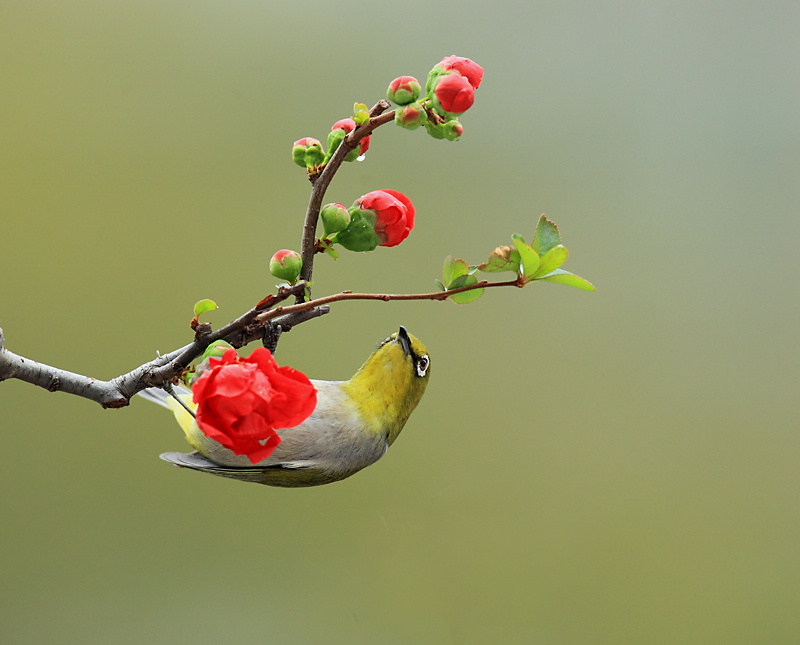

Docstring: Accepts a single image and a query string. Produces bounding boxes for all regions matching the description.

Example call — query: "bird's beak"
[397,326,412,356]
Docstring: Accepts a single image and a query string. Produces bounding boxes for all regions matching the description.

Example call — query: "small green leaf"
[435,279,446,291]
[537,269,596,291]
[477,245,521,274]
[443,255,469,288]
[194,299,218,318]
[512,233,526,244]
[353,102,370,126]
[512,238,540,280]
[533,244,569,278]
[448,274,484,304]
[532,215,562,255]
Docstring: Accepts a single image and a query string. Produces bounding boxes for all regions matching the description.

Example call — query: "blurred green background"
[1,1,798,643]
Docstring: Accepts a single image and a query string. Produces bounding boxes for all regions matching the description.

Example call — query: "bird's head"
[345,326,431,444]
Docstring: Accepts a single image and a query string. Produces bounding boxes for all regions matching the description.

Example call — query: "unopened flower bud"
[202,340,234,361]
[443,119,463,141]
[320,202,351,235]
[269,249,303,283]
[395,102,428,130]
[439,55,484,89]
[292,138,324,169]
[336,189,415,252]
[387,76,421,105]
[424,119,446,140]
[431,73,475,115]
[330,118,369,162]
[327,128,346,157]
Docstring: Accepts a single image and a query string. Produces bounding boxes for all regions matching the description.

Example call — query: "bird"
[138,326,430,487]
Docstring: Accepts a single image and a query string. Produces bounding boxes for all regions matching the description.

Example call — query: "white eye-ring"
[416,354,430,377]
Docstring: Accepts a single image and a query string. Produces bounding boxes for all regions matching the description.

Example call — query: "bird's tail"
[137,383,192,409]
[137,384,198,440]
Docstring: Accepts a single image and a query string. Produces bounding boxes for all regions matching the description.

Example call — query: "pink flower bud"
[387,76,421,105]
[292,137,324,168]
[439,55,484,89]
[395,102,428,130]
[331,118,369,162]
[331,118,356,134]
[432,74,475,115]
[269,249,303,283]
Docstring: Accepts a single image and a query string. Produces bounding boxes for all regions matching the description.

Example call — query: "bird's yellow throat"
[343,331,430,444]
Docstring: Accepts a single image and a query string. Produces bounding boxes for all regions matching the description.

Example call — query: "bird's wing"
[159,451,320,485]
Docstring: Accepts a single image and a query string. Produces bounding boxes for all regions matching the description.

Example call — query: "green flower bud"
[395,102,428,130]
[202,340,234,362]
[425,64,447,99]
[320,202,351,235]
[443,119,464,141]
[335,208,383,252]
[424,119,447,140]
[291,138,325,169]
[326,128,346,158]
[269,249,303,282]
[387,76,421,105]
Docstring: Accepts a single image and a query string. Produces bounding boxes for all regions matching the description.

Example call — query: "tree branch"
[297,100,395,303]
[260,277,523,324]
[0,274,519,409]
[0,282,324,408]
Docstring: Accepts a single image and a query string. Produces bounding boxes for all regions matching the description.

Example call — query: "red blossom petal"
[440,56,484,89]
[434,74,474,114]
[191,346,317,464]
[331,118,356,133]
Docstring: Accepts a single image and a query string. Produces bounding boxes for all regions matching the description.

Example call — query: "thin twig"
[259,277,523,324]
[297,100,395,303]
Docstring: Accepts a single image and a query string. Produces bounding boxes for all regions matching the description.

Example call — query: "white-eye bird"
[139,326,430,487]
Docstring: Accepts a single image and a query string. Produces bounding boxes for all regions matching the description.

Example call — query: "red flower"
[332,118,370,156]
[357,189,415,247]
[193,348,317,464]
[433,73,475,115]
[440,56,484,89]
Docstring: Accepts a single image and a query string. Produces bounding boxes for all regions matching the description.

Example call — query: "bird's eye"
[416,354,430,377]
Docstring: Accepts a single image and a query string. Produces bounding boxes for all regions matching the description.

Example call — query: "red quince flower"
[334,189,415,251]
[433,73,475,115]
[358,189,415,247]
[439,55,484,89]
[193,348,317,464]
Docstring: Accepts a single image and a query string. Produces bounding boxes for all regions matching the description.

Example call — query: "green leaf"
[448,274,484,304]
[435,279,446,291]
[353,102,370,126]
[193,299,218,318]
[532,215,562,256]
[442,255,469,288]
[511,233,526,244]
[512,238,540,280]
[477,245,521,273]
[533,244,569,278]
[537,269,596,291]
